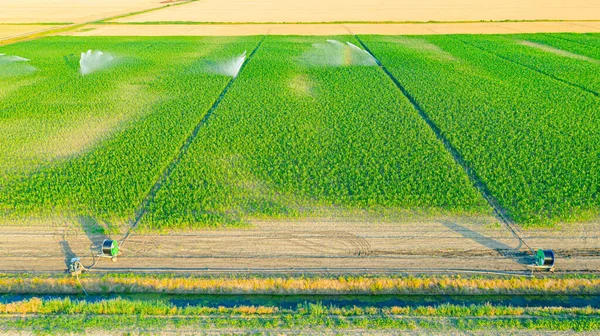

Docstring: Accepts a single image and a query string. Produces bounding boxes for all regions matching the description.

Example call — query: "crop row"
[455,34,600,94]
[143,35,487,228]
[0,36,260,223]
[360,34,600,225]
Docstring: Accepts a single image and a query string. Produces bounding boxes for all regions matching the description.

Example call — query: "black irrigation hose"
[119,34,269,248]
[348,30,535,255]
[82,266,536,278]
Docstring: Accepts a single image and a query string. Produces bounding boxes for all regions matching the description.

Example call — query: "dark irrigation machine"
[69,239,120,276]
[531,248,555,272]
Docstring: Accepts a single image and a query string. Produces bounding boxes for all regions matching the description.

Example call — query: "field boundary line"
[452,36,599,97]
[73,267,535,277]
[349,32,532,255]
[100,19,600,25]
[93,0,200,24]
[121,35,268,242]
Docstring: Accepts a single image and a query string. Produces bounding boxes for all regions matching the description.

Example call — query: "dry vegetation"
[2,273,599,295]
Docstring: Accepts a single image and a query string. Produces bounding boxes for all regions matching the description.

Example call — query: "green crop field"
[0,34,598,228]
[361,34,600,225]
[0,36,260,223]
[455,34,600,94]
[144,35,487,228]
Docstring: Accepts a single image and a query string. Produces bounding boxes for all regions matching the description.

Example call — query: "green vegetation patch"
[1,298,599,333]
[361,34,600,225]
[456,33,600,94]
[1,34,598,228]
[145,35,487,228]
[0,36,259,223]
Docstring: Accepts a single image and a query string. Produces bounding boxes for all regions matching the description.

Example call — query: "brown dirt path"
[1,217,598,274]
[63,21,600,37]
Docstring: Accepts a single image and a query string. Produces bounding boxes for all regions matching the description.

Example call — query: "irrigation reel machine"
[69,238,120,276]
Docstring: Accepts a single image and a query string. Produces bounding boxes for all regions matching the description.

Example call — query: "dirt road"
[2,217,598,274]
[63,21,600,37]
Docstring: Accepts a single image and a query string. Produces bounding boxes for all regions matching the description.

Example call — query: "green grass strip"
[0,299,598,333]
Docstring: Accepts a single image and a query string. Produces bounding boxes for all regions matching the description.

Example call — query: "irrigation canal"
[2,294,599,309]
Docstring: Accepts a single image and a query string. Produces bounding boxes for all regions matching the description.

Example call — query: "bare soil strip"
[1,218,598,274]
[112,0,600,23]
[62,22,600,37]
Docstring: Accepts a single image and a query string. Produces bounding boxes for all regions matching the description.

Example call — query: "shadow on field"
[58,235,76,270]
[78,215,109,251]
[441,221,530,264]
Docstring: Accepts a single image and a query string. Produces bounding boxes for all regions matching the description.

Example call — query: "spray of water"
[0,55,29,62]
[204,51,247,78]
[79,50,114,76]
[298,40,376,67]
[394,37,457,61]
[288,74,314,97]
[0,53,36,77]
[519,41,599,64]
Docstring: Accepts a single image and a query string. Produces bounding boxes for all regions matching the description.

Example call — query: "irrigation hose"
[117,33,269,250]
[350,29,537,258]
[75,273,88,296]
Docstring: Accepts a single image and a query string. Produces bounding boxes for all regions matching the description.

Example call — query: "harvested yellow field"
[0,25,57,40]
[64,21,600,37]
[114,0,600,23]
[0,0,168,24]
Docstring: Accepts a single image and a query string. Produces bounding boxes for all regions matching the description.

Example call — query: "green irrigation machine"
[69,239,120,276]
[530,248,556,272]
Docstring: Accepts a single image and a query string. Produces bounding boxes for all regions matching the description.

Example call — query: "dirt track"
[2,217,598,274]
[63,21,600,37]
[0,25,59,41]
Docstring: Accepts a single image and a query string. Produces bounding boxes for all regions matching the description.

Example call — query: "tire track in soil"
[122,231,372,258]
